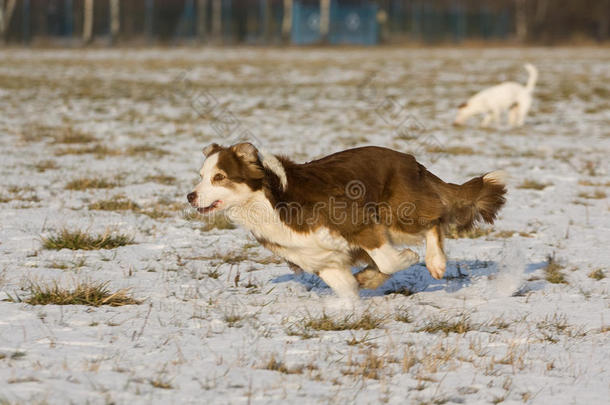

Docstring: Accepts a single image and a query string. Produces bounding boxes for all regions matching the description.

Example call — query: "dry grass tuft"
[261,354,311,375]
[536,313,585,343]
[517,179,550,190]
[144,174,176,185]
[342,349,387,380]
[53,128,96,144]
[42,229,133,250]
[33,160,59,172]
[426,145,475,155]
[65,177,121,190]
[588,269,605,280]
[577,190,607,200]
[417,314,473,335]
[88,195,140,211]
[544,255,567,284]
[303,311,384,331]
[149,378,173,389]
[8,280,139,307]
[54,144,122,157]
[446,225,493,239]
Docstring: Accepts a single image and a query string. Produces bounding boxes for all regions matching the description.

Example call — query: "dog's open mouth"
[197,200,221,214]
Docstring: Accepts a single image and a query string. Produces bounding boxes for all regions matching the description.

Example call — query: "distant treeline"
[0,0,608,45]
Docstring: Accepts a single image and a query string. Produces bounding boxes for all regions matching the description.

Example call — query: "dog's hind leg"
[318,267,360,299]
[364,244,419,276]
[424,225,446,279]
[508,103,519,127]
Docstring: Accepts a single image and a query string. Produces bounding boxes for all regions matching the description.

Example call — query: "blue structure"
[292,1,379,45]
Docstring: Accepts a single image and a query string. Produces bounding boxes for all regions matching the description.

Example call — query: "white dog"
[454,63,538,128]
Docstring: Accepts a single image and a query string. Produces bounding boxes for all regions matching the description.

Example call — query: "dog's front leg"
[318,267,360,300]
[480,113,493,128]
[424,225,446,279]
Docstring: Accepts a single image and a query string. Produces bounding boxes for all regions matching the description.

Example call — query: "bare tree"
[110,0,120,44]
[281,0,292,43]
[515,0,527,42]
[211,0,221,43]
[83,0,94,44]
[197,0,208,42]
[0,0,17,43]
[319,0,330,42]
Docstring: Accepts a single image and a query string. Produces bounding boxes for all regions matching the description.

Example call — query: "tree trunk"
[263,0,271,43]
[83,0,94,44]
[281,0,292,43]
[1,0,17,42]
[515,0,527,42]
[319,0,330,42]
[197,0,207,42]
[211,0,221,43]
[110,0,120,44]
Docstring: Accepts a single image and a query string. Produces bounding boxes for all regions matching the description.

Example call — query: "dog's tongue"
[198,200,219,214]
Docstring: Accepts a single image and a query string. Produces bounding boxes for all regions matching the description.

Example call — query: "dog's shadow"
[272,260,547,297]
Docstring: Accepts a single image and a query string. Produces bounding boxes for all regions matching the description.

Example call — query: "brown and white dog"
[187,143,506,299]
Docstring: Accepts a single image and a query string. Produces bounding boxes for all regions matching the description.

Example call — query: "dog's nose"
[187,192,197,204]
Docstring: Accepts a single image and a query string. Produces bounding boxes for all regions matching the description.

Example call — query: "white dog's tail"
[524,63,538,92]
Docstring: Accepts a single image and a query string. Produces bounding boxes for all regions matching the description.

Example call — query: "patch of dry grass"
[42,229,133,250]
[54,144,122,157]
[426,145,475,155]
[577,190,607,200]
[446,225,493,239]
[303,311,384,331]
[149,378,173,389]
[517,179,550,190]
[342,349,387,380]
[144,174,176,185]
[544,255,567,284]
[8,280,139,307]
[536,313,585,343]
[32,160,59,172]
[88,195,140,211]
[588,269,605,280]
[260,353,314,375]
[65,177,121,190]
[417,314,473,335]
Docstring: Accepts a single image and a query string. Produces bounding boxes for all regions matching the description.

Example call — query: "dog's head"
[187,142,265,214]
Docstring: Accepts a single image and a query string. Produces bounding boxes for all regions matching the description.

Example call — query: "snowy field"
[0,47,608,404]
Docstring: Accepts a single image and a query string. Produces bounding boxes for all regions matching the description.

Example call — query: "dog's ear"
[203,143,221,157]
[458,102,467,109]
[230,142,259,164]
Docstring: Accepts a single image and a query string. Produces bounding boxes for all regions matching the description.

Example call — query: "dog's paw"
[425,253,446,280]
[398,249,419,268]
[355,267,390,290]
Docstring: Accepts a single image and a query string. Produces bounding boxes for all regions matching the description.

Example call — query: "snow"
[0,47,608,404]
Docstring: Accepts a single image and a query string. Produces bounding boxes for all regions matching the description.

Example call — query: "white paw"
[426,253,446,280]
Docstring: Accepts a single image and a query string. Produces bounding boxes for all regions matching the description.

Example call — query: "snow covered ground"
[0,47,608,404]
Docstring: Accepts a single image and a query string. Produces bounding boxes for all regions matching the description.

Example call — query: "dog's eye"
[213,173,225,182]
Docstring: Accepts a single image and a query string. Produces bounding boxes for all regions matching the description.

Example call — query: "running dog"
[187,143,506,299]
[454,63,538,128]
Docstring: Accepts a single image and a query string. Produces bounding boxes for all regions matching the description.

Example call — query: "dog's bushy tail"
[524,63,538,92]
[436,171,507,232]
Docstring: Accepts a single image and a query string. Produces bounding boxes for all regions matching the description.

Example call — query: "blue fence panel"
[329,2,378,45]
[292,0,378,45]
[292,2,322,44]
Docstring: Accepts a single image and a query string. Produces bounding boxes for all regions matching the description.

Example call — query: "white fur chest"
[227,193,352,273]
